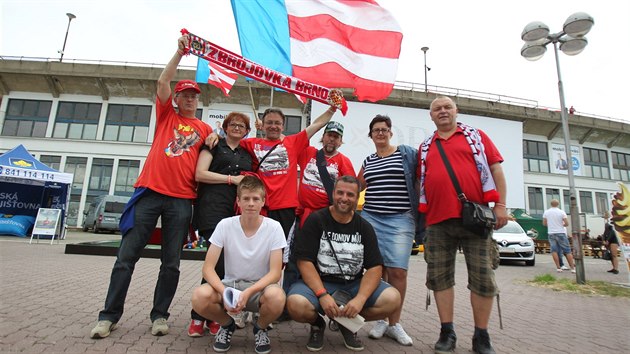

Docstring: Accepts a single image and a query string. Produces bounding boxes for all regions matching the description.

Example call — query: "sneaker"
[306,315,326,352]
[385,323,413,346]
[231,312,246,329]
[571,268,576,273]
[612,269,620,274]
[206,320,220,336]
[368,319,388,339]
[188,319,205,337]
[151,318,169,336]
[556,268,563,273]
[254,328,271,354]
[90,320,117,339]
[339,323,364,351]
[213,323,235,352]
[561,265,570,270]
[472,332,496,354]
[434,329,457,353]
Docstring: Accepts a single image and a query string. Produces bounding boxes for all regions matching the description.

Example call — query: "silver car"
[492,220,536,266]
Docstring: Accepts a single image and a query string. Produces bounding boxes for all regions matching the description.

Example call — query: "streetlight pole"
[521,12,594,284]
[59,13,76,62]
[421,46,429,92]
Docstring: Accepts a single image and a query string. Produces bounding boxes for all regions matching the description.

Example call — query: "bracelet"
[494,202,506,207]
[315,288,327,298]
[227,175,232,185]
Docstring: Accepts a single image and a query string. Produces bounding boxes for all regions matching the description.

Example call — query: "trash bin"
[512,208,548,240]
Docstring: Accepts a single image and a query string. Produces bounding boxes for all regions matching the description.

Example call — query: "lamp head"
[421,46,429,53]
[520,38,548,61]
[521,21,549,42]
[559,35,588,56]
[563,12,594,37]
[66,13,76,20]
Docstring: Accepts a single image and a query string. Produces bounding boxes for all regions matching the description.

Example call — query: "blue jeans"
[98,190,192,322]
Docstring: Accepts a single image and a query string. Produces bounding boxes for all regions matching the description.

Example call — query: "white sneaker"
[556,268,563,273]
[571,268,576,273]
[368,319,388,339]
[385,323,413,346]
[561,265,570,270]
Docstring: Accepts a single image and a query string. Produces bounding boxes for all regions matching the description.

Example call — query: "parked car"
[82,195,130,233]
[493,220,536,266]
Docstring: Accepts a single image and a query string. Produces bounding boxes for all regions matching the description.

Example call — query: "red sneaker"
[187,319,204,337]
[206,320,220,336]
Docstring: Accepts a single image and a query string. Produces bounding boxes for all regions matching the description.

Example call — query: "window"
[583,147,610,179]
[2,99,51,137]
[40,155,61,170]
[563,190,572,215]
[579,191,594,213]
[115,159,140,196]
[546,188,561,208]
[528,187,544,216]
[523,140,549,173]
[595,192,608,216]
[195,108,203,120]
[103,104,151,142]
[611,152,630,182]
[64,157,88,226]
[89,158,114,195]
[53,102,101,140]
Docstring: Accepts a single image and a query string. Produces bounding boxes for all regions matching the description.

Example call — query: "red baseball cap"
[174,80,201,94]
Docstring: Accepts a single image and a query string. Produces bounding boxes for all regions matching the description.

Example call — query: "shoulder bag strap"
[316,149,335,204]
[253,142,280,173]
[434,139,467,202]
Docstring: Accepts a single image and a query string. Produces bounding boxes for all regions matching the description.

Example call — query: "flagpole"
[247,81,262,137]
[270,87,274,107]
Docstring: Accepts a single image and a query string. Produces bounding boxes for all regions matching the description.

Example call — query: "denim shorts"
[548,233,571,254]
[287,279,391,312]
[361,210,415,270]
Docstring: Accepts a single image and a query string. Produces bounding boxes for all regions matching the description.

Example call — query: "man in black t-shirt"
[286,175,401,352]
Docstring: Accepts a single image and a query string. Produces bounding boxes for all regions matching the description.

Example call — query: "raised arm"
[157,35,188,104]
[305,107,336,139]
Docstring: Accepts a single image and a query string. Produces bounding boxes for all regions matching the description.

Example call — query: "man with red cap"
[90,35,212,339]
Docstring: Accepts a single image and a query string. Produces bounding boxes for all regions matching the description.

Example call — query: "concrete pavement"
[1,230,629,353]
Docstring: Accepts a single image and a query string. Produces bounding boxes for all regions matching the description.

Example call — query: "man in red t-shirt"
[297,121,356,228]
[418,96,507,354]
[91,35,212,340]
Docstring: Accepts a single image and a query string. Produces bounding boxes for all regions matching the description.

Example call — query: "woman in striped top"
[358,115,419,346]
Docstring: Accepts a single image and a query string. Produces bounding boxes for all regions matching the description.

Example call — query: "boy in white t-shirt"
[191,175,287,354]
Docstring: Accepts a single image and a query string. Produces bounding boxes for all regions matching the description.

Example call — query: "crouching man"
[286,175,401,352]
[191,176,286,354]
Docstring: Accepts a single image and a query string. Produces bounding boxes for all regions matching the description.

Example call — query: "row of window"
[523,139,630,181]
[527,186,609,217]
[39,155,140,226]
[2,98,304,142]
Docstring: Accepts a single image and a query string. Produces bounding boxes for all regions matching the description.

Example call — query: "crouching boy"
[191,176,287,354]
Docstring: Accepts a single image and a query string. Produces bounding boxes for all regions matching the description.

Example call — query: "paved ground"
[1,230,629,353]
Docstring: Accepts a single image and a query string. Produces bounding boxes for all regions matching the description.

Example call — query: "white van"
[82,195,130,233]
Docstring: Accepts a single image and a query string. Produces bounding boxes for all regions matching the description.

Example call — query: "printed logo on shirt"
[254,143,289,175]
[165,125,201,157]
[317,231,364,280]
[302,157,340,192]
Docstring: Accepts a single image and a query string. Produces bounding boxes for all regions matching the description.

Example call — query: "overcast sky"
[2,0,628,121]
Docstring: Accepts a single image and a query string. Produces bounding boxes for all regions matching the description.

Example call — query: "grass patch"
[528,274,630,298]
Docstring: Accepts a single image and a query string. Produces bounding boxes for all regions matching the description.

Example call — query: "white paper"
[333,306,365,333]
[222,287,241,309]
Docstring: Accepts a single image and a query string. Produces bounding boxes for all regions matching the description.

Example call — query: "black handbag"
[434,140,496,238]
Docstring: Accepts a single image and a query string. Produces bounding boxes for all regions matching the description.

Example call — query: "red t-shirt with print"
[134,96,212,199]
[421,128,503,226]
[298,146,356,225]
[240,130,309,210]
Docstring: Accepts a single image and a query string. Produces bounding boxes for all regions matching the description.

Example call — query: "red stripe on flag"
[288,14,401,58]
[207,61,238,96]
[293,63,393,102]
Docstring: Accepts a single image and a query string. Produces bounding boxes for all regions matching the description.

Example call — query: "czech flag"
[231,0,402,102]
[196,58,239,96]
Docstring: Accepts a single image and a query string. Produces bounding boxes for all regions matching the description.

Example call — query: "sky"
[2,0,629,121]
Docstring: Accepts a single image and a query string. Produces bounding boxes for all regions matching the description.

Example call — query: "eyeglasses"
[228,123,246,129]
[371,128,390,135]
